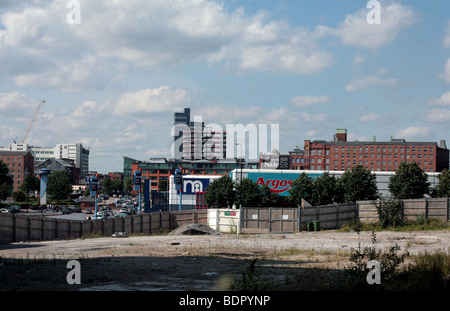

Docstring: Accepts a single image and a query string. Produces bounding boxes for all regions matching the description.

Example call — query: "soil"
[0,229,449,291]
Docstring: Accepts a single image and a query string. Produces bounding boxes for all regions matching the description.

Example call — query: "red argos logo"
[256,177,294,194]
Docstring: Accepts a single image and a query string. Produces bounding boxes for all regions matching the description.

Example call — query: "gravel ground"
[0,230,449,291]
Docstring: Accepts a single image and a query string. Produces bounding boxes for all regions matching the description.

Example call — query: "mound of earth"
[168,224,222,236]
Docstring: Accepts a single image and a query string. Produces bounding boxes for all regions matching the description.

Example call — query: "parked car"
[0,205,21,213]
[116,211,131,217]
[85,208,92,214]
[74,207,82,213]
[62,208,72,215]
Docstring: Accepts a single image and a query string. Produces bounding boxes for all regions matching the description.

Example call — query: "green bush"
[377,198,403,228]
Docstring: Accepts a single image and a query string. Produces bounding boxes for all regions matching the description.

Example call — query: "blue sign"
[133,170,142,192]
[182,178,210,194]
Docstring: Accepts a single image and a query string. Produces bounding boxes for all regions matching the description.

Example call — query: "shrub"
[377,198,403,228]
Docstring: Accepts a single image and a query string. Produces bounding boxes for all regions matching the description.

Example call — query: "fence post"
[336,204,339,229]
[425,199,429,219]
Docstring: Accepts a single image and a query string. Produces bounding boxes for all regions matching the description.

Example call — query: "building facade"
[298,129,449,173]
[173,108,227,160]
[1,143,89,180]
[0,151,34,192]
[124,156,258,192]
[35,158,80,184]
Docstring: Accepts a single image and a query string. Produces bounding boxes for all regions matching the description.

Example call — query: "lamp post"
[236,143,243,209]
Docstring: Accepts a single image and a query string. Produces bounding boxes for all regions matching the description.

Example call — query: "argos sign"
[256,177,294,194]
[244,171,323,196]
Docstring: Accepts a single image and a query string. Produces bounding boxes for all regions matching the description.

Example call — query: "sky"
[1,0,450,173]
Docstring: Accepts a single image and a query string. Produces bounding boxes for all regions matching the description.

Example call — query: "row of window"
[309,165,434,172]
[335,153,434,159]
[332,146,434,153]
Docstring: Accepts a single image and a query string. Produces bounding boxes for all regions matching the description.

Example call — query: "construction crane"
[22,100,45,144]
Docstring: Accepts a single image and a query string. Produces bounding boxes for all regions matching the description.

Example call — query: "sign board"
[133,170,142,192]
[182,178,211,194]
[278,155,290,169]
[246,171,323,196]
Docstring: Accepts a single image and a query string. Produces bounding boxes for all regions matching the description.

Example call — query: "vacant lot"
[0,230,449,291]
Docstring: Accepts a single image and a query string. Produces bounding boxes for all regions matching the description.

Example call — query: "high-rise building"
[173,108,227,160]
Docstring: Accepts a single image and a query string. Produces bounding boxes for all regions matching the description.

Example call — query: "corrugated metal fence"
[0,210,207,244]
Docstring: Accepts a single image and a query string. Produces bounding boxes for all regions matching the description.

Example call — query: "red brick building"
[0,151,34,192]
[291,129,449,173]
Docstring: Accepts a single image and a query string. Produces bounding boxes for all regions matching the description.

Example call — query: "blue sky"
[1,0,450,173]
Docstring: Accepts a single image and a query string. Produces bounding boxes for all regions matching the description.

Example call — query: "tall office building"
[173,108,191,159]
[173,108,226,160]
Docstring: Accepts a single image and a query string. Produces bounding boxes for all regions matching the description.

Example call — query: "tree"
[20,174,40,211]
[47,171,73,200]
[260,184,284,207]
[235,178,262,207]
[204,175,236,208]
[388,162,430,199]
[102,178,124,195]
[312,172,343,206]
[288,173,315,206]
[123,177,132,194]
[20,174,40,195]
[340,165,379,203]
[12,191,26,202]
[0,161,13,200]
[432,169,450,198]
[158,179,168,192]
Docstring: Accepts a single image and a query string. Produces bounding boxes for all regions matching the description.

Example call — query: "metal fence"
[240,204,357,234]
[358,198,450,224]
[0,210,208,244]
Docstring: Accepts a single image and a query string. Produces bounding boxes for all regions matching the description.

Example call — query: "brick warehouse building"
[293,129,449,173]
[0,151,34,192]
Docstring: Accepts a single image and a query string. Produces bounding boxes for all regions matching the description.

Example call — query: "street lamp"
[236,143,243,209]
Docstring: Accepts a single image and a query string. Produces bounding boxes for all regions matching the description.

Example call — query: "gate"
[240,207,300,234]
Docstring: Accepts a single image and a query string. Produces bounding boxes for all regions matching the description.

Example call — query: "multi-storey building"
[0,151,34,192]
[174,108,227,160]
[299,129,449,173]
[124,156,258,192]
[0,143,89,180]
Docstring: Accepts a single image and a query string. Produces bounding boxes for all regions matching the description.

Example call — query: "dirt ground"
[0,229,449,291]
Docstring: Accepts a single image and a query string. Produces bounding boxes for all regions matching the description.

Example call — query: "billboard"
[235,170,324,196]
[182,178,211,194]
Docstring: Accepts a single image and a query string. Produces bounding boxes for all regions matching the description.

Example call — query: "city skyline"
[1,1,450,173]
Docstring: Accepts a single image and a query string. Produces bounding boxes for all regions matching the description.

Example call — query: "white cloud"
[443,22,450,48]
[0,91,36,115]
[290,95,331,107]
[428,91,450,106]
[438,58,450,83]
[395,126,434,140]
[359,113,380,122]
[0,0,336,86]
[318,3,417,49]
[114,86,189,116]
[345,74,398,92]
[424,108,450,123]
